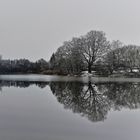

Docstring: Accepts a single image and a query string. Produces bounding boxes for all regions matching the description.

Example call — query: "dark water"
[0,75,140,140]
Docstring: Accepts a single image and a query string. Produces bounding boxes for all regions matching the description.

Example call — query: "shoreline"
[0,74,140,83]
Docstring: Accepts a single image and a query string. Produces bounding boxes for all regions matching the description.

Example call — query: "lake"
[0,75,140,140]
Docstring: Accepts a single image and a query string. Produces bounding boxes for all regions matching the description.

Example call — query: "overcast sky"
[0,0,140,61]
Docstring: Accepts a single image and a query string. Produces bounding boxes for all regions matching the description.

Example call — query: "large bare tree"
[79,31,110,73]
[50,30,110,74]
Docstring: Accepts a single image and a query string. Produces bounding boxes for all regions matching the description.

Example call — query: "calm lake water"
[0,75,140,140]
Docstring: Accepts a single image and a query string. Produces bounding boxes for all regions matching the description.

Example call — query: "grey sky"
[0,0,140,61]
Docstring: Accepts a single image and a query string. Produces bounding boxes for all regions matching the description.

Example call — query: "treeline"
[49,30,140,76]
[1,30,140,76]
[0,58,49,74]
[103,45,140,75]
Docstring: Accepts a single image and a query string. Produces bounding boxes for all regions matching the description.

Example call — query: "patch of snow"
[81,72,93,77]
[133,69,139,72]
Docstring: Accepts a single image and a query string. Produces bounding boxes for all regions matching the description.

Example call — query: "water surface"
[0,75,140,140]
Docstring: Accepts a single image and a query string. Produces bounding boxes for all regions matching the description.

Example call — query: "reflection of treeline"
[50,82,140,122]
[0,81,49,88]
[1,80,140,122]
[103,82,140,110]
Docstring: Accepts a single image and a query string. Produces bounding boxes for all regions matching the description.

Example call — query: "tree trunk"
[88,64,92,73]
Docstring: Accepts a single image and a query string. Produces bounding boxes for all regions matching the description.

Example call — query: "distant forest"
[1,30,140,77]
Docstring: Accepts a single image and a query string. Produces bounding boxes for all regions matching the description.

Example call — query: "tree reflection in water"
[50,82,111,122]
[0,81,49,89]
[50,81,140,122]
[0,80,140,122]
